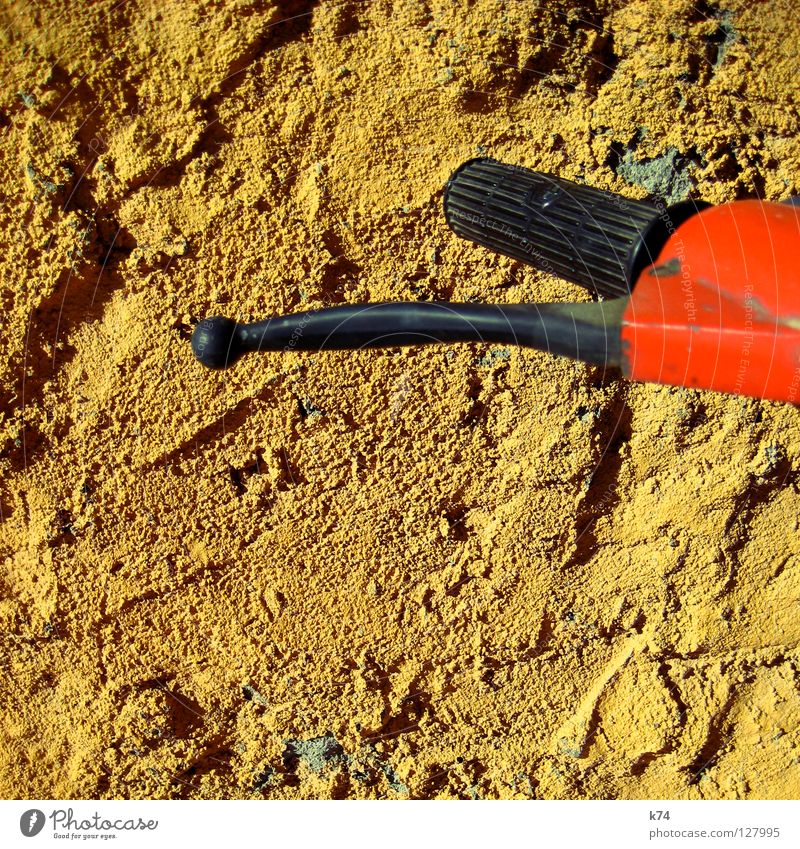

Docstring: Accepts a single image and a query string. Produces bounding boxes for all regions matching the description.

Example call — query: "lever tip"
[192,316,242,369]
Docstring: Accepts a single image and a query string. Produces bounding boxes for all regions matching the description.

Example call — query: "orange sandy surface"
[1,0,799,799]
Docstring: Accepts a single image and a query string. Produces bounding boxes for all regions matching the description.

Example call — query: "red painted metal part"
[620,200,800,403]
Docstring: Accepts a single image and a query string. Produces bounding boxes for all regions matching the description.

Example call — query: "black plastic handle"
[191,300,625,370]
[444,158,703,299]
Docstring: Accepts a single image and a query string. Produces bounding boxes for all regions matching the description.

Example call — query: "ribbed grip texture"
[444,158,662,299]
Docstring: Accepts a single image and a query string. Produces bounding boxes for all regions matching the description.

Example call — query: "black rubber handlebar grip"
[443,158,703,299]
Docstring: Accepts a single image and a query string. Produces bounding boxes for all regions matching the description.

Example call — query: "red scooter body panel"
[621,201,800,402]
